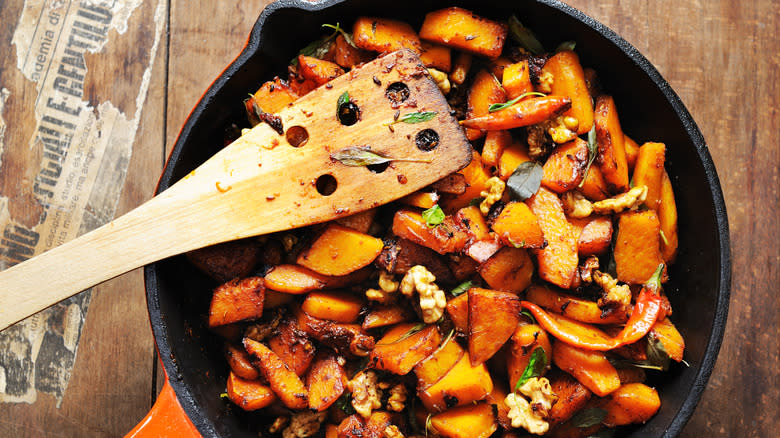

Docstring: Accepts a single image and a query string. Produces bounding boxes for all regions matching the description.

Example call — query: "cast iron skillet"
[143,0,731,436]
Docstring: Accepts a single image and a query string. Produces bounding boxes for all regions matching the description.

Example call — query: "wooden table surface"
[0,0,775,436]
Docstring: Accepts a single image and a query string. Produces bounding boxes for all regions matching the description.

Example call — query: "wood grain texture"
[0,0,775,437]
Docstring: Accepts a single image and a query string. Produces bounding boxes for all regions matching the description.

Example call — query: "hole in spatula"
[385,82,410,105]
[286,126,309,147]
[367,162,389,174]
[338,102,360,126]
[415,129,439,151]
[315,174,337,196]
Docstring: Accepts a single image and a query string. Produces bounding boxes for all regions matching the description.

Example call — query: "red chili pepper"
[522,264,665,351]
[459,96,572,130]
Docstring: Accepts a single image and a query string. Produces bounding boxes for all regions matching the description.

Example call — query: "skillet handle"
[125,378,201,438]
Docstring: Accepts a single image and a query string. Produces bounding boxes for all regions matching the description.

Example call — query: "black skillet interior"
[145,0,730,436]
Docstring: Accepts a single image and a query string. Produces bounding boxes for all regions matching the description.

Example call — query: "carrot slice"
[632,142,666,211]
[552,341,621,397]
[419,7,508,58]
[362,305,413,330]
[595,95,629,193]
[541,50,594,134]
[243,338,309,409]
[297,224,383,276]
[481,130,511,167]
[391,209,469,255]
[658,171,679,263]
[353,17,422,53]
[569,215,613,256]
[526,187,579,289]
[226,371,277,411]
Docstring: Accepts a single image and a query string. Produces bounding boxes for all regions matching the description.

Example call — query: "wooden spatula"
[0,50,472,331]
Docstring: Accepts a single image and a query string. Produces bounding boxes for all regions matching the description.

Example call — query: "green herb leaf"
[507,237,527,248]
[659,229,669,246]
[377,322,427,346]
[425,413,433,438]
[331,147,431,167]
[556,40,577,52]
[397,111,437,124]
[515,347,547,390]
[422,204,445,228]
[646,332,672,371]
[506,161,543,201]
[520,309,536,324]
[322,23,358,48]
[468,197,484,207]
[508,15,545,55]
[579,125,599,188]
[571,407,607,428]
[335,391,356,415]
[337,91,350,118]
[450,280,473,297]
[488,92,547,112]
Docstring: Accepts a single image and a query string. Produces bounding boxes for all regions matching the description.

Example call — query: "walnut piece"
[537,70,554,94]
[269,416,290,434]
[480,177,506,215]
[546,115,578,144]
[400,265,446,323]
[593,270,631,311]
[282,411,326,438]
[591,185,647,214]
[428,68,451,95]
[366,271,400,304]
[386,383,408,412]
[561,191,594,218]
[518,377,557,418]
[505,377,557,435]
[347,370,383,418]
[578,255,600,284]
[384,425,405,438]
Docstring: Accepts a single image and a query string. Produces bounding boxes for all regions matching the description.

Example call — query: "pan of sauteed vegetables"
[131,0,730,437]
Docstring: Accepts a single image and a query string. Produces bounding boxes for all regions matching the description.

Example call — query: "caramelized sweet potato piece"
[578,165,610,201]
[307,352,348,411]
[353,17,422,53]
[375,237,452,281]
[295,307,375,357]
[464,69,507,140]
[419,7,508,58]
[208,277,265,327]
[370,323,442,375]
[447,254,480,282]
[526,188,579,289]
[263,264,329,294]
[569,216,613,256]
[479,246,535,293]
[552,341,620,397]
[595,95,629,193]
[420,41,452,72]
[226,371,277,411]
[449,52,472,85]
[547,370,592,426]
[446,292,469,333]
[541,138,589,193]
[225,343,260,380]
[486,382,512,430]
[649,317,685,362]
[526,285,628,325]
[507,323,553,390]
[632,142,666,211]
[597,383,661,427]
[541,51,594,135]
[297,55,345,86]
[415,334,465,389]
[502,60,533,99]
[482,130,512,167]
[268,317,316,376]
[497,141,532,180]
[431,173,468,195]
[337,415,366,438]
[264,289,294,309]
[468,288,521,365]
[333,34,373,69]
[252,78,300,114]
[301,290,364,323]
[324,424,338,438]
[614,210,664,284]
[462,95,572,131]
[491,201,545,249]
[429,402,498,438]
[335,208,377,234]
[418,353,493,412]
[617,367,647,384]
[243,338,309,409]
[456,205,492,242]
[441,151,492,212]
[186,238,260,283]
[297,224,384,276]
[391,209,469,255]
[658,171,679,263]
[362,305,413,330]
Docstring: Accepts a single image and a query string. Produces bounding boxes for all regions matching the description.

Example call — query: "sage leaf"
[571,407,607,428]
[397,111,437,124]
[506,161,543,201]
[331,147,431,167]
[515,347,547,390]
[335,392,356,415]
[422,204,445,228]
[337,91,350,108]
[645,332,672,371]
[508,15,545,55]
[322,22,358,48]
[488,92,546,112]
[579,125,599,188]
[450,280,473,297]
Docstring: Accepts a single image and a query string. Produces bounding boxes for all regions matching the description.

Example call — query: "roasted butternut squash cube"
[353,17,422,53]
[297,224,384,276]
[208,277,265,327]
[649,317,685,362]
[445,292,469,333]
[307,352,347,411]
[502,60,533,99]
[252,78,300,114]
[597,383,661,427]
[415,334,465,389]
[491,201,545,249]
[552,341,620,397]
[541,138,589,193]
[418,353,493,412]
[468,288,521,365]
[632,142,666,211]
[479,247,535,293]
[614,210,664,284]
[391,209,469,255]
[429,402,498,438]
[301,290,364,323]
[297,55,345,86]
[441,151,492,212]
[527,187,579,289]
[464,69,507,140]
[419,7,508,58]
[243,338,309,409]
[420,41,452,72]
[370,323,441,375]
[226,371,277,411]
[267,317,316,376]
[547,370,592,426]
